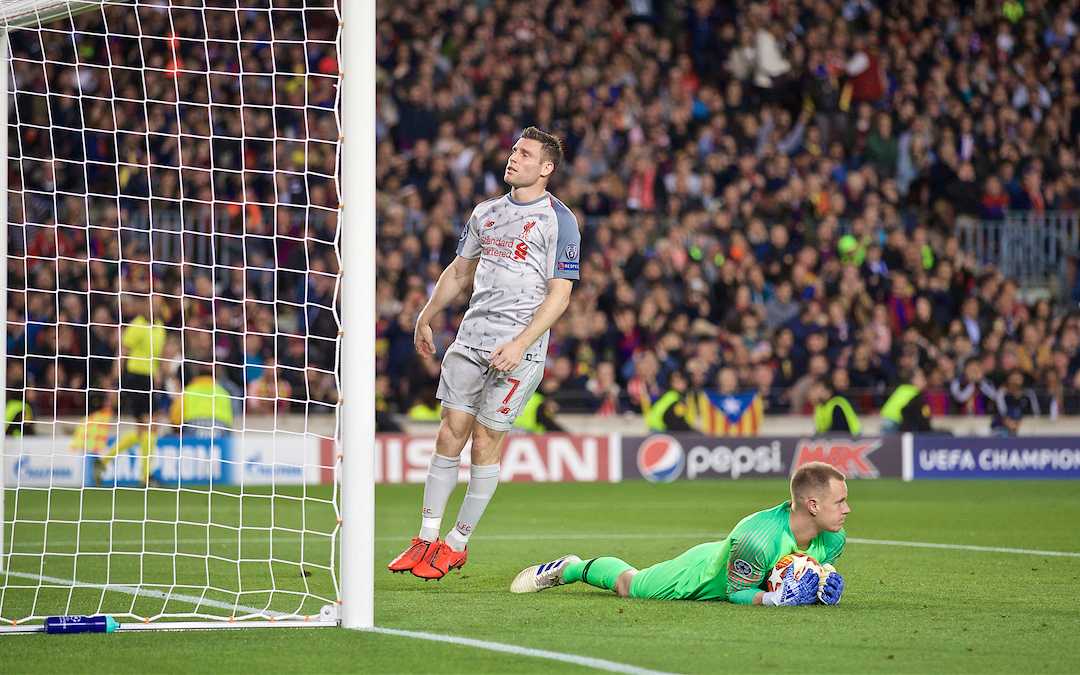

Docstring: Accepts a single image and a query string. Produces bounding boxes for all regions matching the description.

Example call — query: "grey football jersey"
[454,192,580,358]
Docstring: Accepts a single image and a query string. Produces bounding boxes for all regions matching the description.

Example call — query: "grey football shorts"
[436,341,544,431]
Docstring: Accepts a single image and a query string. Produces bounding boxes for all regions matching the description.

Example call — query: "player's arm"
[725,534,819,606]
[724,535,774,605]
[414,255,479,358]
[489,278,572,372]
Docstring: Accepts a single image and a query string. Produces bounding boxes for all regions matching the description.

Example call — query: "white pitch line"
[847,538,1080,558]
[360,626,673,675]
[0,570,289,617]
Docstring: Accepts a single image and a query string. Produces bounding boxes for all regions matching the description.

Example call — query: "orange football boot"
[411,541,467,580]
[388,538,439,573]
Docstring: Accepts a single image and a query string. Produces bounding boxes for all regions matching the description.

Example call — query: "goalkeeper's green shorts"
[628,541,729,601]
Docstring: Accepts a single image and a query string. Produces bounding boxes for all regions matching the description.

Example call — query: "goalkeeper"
[511,461,848,606]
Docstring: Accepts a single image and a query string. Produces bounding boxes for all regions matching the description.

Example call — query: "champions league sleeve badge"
[732,559,754,578]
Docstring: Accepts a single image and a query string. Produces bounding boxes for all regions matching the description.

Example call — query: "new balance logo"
[484,220,495,228]
[498,407,512,414]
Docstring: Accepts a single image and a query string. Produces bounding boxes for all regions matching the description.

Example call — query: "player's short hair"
[520,126,564,173]
[790,461,846,505]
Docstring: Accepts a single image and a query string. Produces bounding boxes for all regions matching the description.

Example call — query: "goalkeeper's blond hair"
[790,462,846,506]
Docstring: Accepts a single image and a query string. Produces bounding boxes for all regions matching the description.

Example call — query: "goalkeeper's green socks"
[562,558,635,591]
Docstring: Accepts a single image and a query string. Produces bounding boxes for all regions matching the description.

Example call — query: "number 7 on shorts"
[502,378,521,405]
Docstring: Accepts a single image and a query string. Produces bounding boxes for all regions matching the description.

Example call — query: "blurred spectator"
[950,357,997,416]
[880,367,932,434]
[246,359,293,416]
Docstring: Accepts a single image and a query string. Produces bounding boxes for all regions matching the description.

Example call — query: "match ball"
[767,553,823,592]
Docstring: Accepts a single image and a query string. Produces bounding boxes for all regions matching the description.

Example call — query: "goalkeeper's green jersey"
[628,501,845,603]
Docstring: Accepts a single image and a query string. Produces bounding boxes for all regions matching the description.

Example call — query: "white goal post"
[0,0,374,632]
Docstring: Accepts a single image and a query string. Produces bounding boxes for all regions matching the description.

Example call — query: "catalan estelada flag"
[692,390,763,436]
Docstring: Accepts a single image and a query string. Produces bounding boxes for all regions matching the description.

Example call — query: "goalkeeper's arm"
[723,536,774,604]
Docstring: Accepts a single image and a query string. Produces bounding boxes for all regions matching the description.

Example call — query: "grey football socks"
[445,463,501,552]
[418,453,461,542]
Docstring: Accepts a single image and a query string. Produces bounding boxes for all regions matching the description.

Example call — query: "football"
[766,554,823,592]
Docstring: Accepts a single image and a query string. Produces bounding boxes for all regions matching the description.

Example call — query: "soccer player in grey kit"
[389,127,580,580]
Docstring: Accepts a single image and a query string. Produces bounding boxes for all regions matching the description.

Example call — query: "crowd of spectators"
[376,0,1080,423]
[5,2,342,420]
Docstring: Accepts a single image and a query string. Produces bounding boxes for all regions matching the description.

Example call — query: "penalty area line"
[360,626,673,675]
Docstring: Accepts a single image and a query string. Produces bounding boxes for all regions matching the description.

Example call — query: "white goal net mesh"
[0,0,342,626]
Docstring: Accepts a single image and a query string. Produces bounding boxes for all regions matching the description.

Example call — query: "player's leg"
[443,356,543,553]
[99,372,152,485]
[626,541,726,600]
[412,355,541,579]
[389,343,483,573]
[411,420,506,579]
[444,419,506,548]
[387,406,473,574]
[510,554,638,594]
[419,407,474,541]
[565,558,637,592]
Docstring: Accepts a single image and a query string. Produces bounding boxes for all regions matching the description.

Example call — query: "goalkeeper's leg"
[563,558,637,594]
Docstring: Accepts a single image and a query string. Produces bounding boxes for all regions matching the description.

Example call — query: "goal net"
[0,0,344,630]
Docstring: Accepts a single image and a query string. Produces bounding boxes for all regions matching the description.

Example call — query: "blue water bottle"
[44,615,119,634]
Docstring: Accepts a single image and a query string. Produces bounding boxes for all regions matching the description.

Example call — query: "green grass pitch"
[2,478,1079,673]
